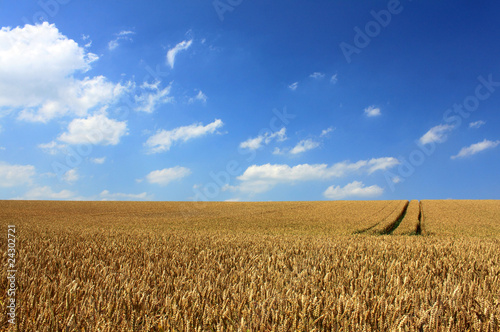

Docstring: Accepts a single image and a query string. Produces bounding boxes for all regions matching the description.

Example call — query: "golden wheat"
[421,200,500,237]
[393,200,421,235]
[0,200,499,331]
[367,200,408,235]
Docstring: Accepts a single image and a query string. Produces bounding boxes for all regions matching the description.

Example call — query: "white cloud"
[288,82,298,91]
[320,127,334,137]
[419,124,454,145]
[0,162,35,187]
[0,23,126,123]
[310,72,325,79]
[108,30,135,50]
[469,120,486,129]
[234,157,398,195]
[364,105,381,117]
[58,113,128,145]
[145,119,223,153]
[146,166,191,186]
[82,34,92,48]
[272,147,284,155]
[225,198,242,202]
[240,137,265,150]
[366,157,400,174]
[108,41,119,51]
[330,74,338,84]
[16,186,77,200]
[38,141,67,155]
[62,169,79,183]
[0,147,5,151]
[188,90,207,104]
[90,157,106,164]
[99,190,150,201]
[134,81,173,113]
[323,181,384,200]
[290,139,320,155]
[18,76,127,122]
[451,139,500,159]
[167,39,193,68]
[239,128,287,150]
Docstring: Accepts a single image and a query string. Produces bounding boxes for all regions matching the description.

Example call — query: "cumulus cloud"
[288,82,299,91]
[310,72,325,79]
[58,113,128,145]
[419,124,454,145]
[188,90,207,104]
[134,81,173,113]
[289,139,320,155]
[15,186,77,200]
[0,162,35,187]
[167,39,192,68]
[276,128,334,155]
[323,181,384,200]
[62,169,79,183]
[146,166,191,186]
[99,190,150,201]
[469,120,486,129]
[239,128,287,150]
[451,139,500,159]
[0,23,127,123]
[364,105,381,117]
[145,119,223,153]
[233,157,398,195]
[108,30,135,50]
[38,141,67,155]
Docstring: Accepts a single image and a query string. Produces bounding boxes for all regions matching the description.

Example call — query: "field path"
[392,200,421,235]
[367,200,409,235]
[354,200,409,235]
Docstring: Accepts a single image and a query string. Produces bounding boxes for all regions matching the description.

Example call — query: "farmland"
[1,200,499,331]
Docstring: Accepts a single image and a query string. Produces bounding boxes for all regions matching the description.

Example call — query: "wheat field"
[1,200,499,331]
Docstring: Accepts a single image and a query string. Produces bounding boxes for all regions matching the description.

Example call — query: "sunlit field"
[1,200,499,331]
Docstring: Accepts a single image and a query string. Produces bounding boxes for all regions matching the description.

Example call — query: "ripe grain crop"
[1,200,499,331]
[421,200,500,237]
[366,200,408,235]
[0,200,404,236]
[393,200,421,236]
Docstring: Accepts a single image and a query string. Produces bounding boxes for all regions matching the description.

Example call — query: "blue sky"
[0,0,499,201]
